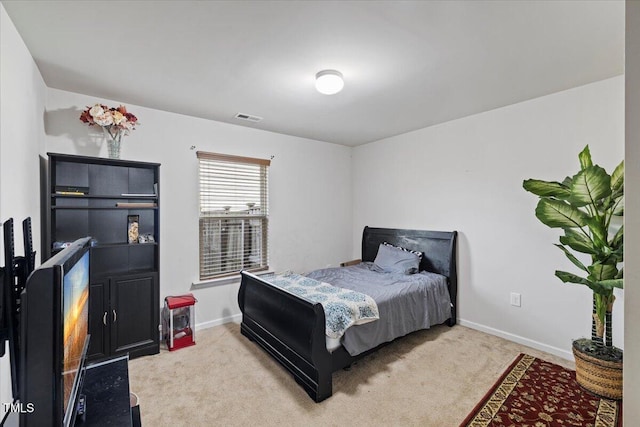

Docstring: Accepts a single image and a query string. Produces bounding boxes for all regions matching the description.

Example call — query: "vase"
[107,138,121,159]
[103,127,122,159]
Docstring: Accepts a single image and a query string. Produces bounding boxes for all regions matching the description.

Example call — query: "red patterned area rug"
[460,353,622,427]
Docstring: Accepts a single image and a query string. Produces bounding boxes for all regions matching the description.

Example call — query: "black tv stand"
[1,355,140,426]
[79,355,139,426]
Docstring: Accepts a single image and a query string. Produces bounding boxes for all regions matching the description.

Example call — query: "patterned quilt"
[264,272,379,339]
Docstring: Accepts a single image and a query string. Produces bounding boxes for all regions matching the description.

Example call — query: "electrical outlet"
[510,292,521,307]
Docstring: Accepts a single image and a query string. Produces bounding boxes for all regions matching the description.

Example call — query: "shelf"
[90,268,158,280]
[52,242,158,255]
[47,152,160,168]
[52,206,158,210]
[93,242,158,249]
[52,194,157,200]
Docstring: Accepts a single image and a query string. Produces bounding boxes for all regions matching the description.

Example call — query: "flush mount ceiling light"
[315,70,344,95]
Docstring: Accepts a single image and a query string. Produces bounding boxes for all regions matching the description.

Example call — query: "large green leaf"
[555,270,590,285]
[559,229,597,255]
[578,145,593,170]
[611,160,624,192]
[535,199,588,229]
[568,166,612,207]
[556,270,606,293]
[585,217,607,248]
[522,179,570,199]
[595,278,624,291]
[588,263,618,281]
[554,244,588,271]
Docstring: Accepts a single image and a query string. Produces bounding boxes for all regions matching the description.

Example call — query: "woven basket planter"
[572,341,623,400]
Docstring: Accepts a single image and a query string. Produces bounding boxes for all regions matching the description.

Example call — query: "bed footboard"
[238,271,333,402]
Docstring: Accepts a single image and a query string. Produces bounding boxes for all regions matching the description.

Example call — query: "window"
[197,151,270,280]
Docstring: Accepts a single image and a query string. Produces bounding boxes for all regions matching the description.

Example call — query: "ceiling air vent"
[234,113,263,123]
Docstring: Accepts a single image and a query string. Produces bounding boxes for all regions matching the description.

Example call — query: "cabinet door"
[87,279,110,361]
[110,272,159,358]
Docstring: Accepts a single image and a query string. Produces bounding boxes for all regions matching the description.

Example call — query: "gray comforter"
[307,262,451,356]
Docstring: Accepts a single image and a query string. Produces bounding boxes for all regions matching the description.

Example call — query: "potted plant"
[523,145,624,400]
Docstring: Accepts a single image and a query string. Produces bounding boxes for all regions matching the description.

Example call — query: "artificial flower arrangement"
[80,104,139,158]
[80,103,139,139]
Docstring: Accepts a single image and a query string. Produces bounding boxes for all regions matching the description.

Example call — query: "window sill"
[191,270,274,289]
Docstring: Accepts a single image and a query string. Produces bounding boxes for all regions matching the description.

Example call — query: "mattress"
[307,262,452,356]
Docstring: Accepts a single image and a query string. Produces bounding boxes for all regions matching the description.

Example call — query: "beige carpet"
[128,323,573,426]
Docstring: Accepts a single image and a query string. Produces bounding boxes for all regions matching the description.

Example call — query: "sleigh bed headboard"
[361,226,458,324]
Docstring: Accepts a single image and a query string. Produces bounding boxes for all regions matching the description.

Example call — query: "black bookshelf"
[46,153,160,361]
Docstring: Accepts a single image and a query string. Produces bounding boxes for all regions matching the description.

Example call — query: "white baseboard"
[458,318,573,361]
[195,313,242,331]
[192,315,574,361]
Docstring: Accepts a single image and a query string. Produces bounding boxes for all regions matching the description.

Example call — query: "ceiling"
[2,1,624,146]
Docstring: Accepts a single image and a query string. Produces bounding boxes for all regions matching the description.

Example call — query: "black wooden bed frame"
[237,226,458,402]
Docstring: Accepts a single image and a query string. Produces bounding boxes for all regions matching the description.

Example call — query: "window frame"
[197,151,270,280]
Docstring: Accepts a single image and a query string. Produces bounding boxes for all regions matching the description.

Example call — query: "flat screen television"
[19,237,91,427]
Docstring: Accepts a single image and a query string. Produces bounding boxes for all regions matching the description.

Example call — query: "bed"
[237,226,458,402]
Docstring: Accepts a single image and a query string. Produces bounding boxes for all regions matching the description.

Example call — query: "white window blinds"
[197,152,270,280]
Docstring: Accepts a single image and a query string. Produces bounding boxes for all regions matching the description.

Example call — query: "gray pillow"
[382,241,423,261]
[373,243,420,274]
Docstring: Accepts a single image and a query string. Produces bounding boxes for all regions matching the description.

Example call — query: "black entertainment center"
[46,153,160,362]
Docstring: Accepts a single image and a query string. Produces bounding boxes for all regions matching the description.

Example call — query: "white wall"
[352,76,624,359]
[2,3,636,416]
[44,88,353,328]
[625,1,639,422]
[0,2,47,415]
